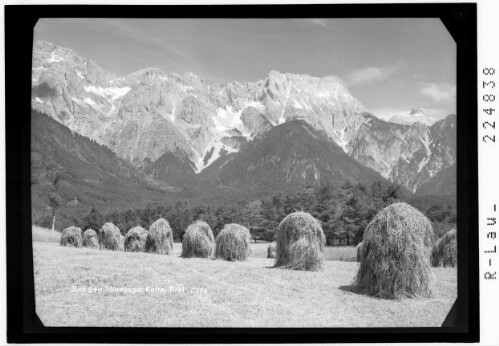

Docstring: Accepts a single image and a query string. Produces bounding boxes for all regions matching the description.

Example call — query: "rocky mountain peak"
[31,40,456,193]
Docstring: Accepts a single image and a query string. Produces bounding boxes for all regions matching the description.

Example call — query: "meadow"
[33,227,457,328]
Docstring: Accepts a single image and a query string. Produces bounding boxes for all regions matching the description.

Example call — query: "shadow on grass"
[338,284,366,297]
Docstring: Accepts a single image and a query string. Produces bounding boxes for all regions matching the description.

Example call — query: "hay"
[356,242,364,262]
[145,218,174,255]
[98,222,122,251]
[267,242,276,258]
[431,228,457,268]
[82,229,99,249]
[60,226,82,247]
[274,212,326,271]
[355,202,435,299]
[181,221,215,258]
[215,223,251,261]
[124,226,149,252]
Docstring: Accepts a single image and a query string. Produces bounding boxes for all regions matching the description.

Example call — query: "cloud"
[295,19,330,28]
[103,19,198,66]
[304,19,329,28]
[343,62,405,87]
[419,82,456,103]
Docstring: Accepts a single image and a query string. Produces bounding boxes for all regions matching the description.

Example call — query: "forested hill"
[31,109,172,228]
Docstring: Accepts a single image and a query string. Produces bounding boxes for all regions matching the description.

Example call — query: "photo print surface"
[31,17,457,328]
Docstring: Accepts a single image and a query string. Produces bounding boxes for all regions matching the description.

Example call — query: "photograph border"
[5,3,478,343]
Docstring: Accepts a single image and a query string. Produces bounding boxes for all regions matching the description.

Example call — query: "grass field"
[250,242,357,261]
[32,225,61,243]
[33,241,457,327]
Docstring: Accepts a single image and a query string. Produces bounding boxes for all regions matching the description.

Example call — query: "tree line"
[49,180,456,247]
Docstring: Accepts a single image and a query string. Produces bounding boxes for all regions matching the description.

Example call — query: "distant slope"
[31,109,171,228]
[416,163,456,196]
[212,120,388,192]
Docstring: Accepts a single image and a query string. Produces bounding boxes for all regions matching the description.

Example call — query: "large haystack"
[82,229,99,249]
[215,223,251,261]
[60,226,82,248]
[431,228,457,268]
[274,212,326,271]
[98,222,122,251]
[356,242,364,262]
[145,218,174,255]
[181,221,215,258]
[355,202,435,299]
[124,226,149,252]
[267,242,276,258]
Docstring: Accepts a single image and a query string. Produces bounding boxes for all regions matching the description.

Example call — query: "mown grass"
[32,225,61,243]
[250,243,357,262]
[33,241,457,327]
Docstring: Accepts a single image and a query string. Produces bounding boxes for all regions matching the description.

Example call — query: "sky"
[34,18,456,120]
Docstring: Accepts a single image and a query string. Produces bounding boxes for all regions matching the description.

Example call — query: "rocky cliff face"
[31,41,456,192]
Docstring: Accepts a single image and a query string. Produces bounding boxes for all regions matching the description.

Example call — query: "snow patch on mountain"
[84,85,131,101]
[46,52,64,63]
[214,106,245,135]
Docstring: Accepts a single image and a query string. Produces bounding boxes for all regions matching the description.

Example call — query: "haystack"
[355,202,435,299]
[431,228,457,268]
[82,229,99,249]
[215,223,251,261]
[274,212,325,271]
[145,218,174,255]
[124,226,149,252]
[98,222,122,251]
[181,221,215,258]
[267,242,276,258]
[356,242,364,262]
[60,226,82,248]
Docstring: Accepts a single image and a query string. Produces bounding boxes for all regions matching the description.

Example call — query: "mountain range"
[31,40,456,200]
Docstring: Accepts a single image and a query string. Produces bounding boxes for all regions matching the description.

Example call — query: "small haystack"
[181,221,215,258]
[274,212,326,271]
[60,226,82,248]
[124,226,149,252]
[98,222,122,251]
[267,242,276,258]
[356,242,364,262]
[355,202,435,299]
[431,228,457,268]
[215,223,251,261]
[145,218,174,255]
[82,229,99,249]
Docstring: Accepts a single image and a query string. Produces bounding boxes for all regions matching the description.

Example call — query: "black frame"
[5,3,478,343]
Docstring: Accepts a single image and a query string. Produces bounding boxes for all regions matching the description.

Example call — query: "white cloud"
[295,19,330,28]
[304,19,329,28]
[419,82,456,103]
[343,62,405,87]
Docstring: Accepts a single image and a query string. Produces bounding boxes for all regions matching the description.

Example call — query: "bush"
[431,228,457,267]
[355,202,435,299]
[145,218,174,255]
[60,226,82,247]
[215,223,251,261]
[98,222,122,251]
[124,226,149,252]
[82,229,99,249]
[181,221,214,258]
[274,212,326,271]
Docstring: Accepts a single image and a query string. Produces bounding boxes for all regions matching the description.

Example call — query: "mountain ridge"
[31,40,456,192]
